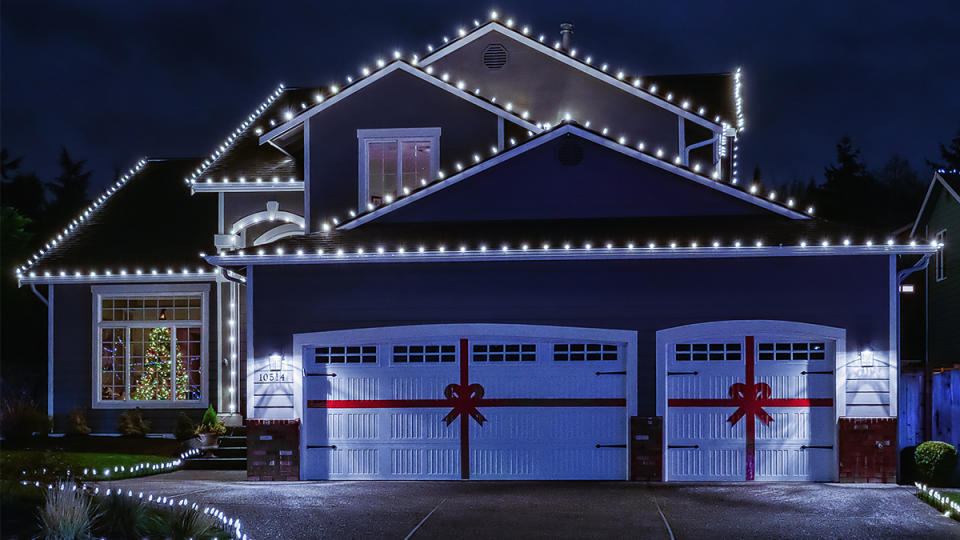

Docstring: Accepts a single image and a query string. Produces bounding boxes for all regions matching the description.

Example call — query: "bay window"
[357,128,440,208]
[92,284,208,408]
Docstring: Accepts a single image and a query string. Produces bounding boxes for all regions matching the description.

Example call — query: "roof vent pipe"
[560,22,574,52]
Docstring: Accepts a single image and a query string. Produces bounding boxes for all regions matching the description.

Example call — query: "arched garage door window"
[656,320,845,482]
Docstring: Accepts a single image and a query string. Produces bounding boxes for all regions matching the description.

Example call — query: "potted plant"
[194,405,226,456]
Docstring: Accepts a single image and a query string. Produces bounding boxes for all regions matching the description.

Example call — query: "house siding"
[52,282,219,433]
[926,191,960,369]
[249,255,892,418]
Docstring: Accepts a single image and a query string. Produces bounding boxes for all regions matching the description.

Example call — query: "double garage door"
[663,327,838,481]
[300,326,633,480]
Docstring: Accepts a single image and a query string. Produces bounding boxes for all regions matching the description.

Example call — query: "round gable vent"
[557,139,584,166]
[482,43,509,69]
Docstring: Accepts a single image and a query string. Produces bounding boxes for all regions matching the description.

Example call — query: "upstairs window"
[935,229,947,281]
[358,128,440,208]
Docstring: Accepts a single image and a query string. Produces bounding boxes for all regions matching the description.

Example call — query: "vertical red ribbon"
[744,336,755,481]
[459,338,469,480]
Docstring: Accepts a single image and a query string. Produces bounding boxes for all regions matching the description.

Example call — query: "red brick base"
[247,419,300,481]
[838,417,896,483]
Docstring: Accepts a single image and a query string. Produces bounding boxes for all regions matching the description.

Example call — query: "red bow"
[727,382,774,426]
[443,383,487,426]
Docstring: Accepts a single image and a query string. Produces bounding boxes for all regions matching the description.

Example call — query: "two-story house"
[16,14,940,482]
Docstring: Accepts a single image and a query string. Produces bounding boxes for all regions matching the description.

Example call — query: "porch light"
[269,353,283,371]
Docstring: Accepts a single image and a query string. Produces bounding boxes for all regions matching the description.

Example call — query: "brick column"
[247,419,300,481]
[838,417,897,483]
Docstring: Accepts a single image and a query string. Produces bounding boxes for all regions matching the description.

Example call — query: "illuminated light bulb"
[367,203,374,210]
[455,162,463,171]
[522,26,529,34]
[473,154,481,163]
[392,50,401,59]
[602,128,609,135]
[618,136,626,144]
[691,242,698,248]
[542,243,550,250]
[616,71,624,79]
[712,241,720,248]
[910,240,917,247]
[443,37,449,43]
[357,248,364,254]
[749,185,758,194]
[377,246,384,254]
[585,56,592,64]
[656,149,664,158]
[425,66,434,74]
[254,127,263,135]
[349,209,356,217]
[570,48,577,56]
[807,206,815,215]
[887,238,895,246]
[606,243,613,249]
[490,10,498,19]
[384,194,394,203]
[506,18,514,27]
[734,241,742,248]
[361,67,370,76]
[601,63,608,71]
[649,84,657,93]
[330,85,339,93]
[755,240,763,247]
[439,246,446,252]
[505,102,513,111]
[296,249,304,256]
[822,240,830,247]
[403,186,410,195]
[564,243,571,250]
[842,238,851,246]
[632,79,641,88]
[554,41,561,49]
[800,241,807,247]
[458,28,466,37]
[336,249,344,256]
[585,243,592,250]
[460,246,467,252]
[441,73,450,82]
[768,192,776,200]
[682,101,690,109]
[673,156,681,165]
[480,245,487,252]
[501,245,508,252]
[637,142,645,151]
[283,111,293,121]
[698,107,706,115]
[457,80,466,90]
[866,240,873,246]
[787,198,795,207]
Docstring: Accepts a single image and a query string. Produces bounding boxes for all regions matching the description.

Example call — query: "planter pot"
[197,432,220,456]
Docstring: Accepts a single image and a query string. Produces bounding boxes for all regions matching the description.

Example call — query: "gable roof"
[17,159,218,284]
[258,61,543,144]
[338,123,808,230]
[419,19,736,132]
[910,169,960,237]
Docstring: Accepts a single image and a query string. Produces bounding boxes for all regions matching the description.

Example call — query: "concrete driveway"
[103,472,958,539]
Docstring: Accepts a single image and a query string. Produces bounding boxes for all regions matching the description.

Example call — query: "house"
[16,14,940,482]
[904,169,960,448]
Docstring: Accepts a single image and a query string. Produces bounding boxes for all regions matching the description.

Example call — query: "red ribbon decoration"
[442,383,487,426]
[726,382,774,427]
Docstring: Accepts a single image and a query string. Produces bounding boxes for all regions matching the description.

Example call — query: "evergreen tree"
[874,155,925,229]
[815,136,883,226]
[927,128,960,171]
[133,327,189,401]
[44,147,91,235]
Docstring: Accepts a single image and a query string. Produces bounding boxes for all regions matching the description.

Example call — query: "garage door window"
[313,346,377,364]
[675,343,741,361]
[553,343,619,361]
[758,342,825,361]
[392,344,456,363]
[472,344,536,362]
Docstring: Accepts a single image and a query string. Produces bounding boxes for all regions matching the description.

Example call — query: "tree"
[132,327,190,401]
[927,128,960,171]
[44,147,91,235]
[874,155,925,229]
[815,136,884,226]
[1,148,23,179]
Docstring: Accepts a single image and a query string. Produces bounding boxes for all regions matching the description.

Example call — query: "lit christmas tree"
[133,326,189,400]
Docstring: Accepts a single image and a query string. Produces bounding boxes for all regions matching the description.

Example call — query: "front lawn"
[2,450,175,481]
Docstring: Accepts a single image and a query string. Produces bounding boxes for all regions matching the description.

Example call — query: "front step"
[183,426,247,470]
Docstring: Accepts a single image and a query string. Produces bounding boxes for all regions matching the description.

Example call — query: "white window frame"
[935,228,947,282]
[91,284,209,409]
[357,127,441,210]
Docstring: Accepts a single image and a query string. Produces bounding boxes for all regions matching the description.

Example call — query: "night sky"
[2,1,958,194]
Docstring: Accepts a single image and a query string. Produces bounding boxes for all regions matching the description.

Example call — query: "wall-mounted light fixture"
[859,349,874,368]
[269,353,283,371]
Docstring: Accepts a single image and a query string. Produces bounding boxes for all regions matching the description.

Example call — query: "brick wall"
[630,416,662,481]
[838,417,897,483]
[247,419,300,481]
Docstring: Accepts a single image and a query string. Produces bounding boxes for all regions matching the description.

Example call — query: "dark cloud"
[2,0,958,191]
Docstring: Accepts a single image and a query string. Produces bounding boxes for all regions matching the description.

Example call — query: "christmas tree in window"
[133,326,189,400]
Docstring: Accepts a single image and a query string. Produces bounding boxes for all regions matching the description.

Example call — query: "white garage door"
[664,331,836,481]
[300,326,632,480]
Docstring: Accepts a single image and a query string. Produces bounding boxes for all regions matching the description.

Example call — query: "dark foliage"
[174,412,197,441]
[116,408,151,437]
[915,441,958,487]
[0,396,50,443]
[927,128,960,171]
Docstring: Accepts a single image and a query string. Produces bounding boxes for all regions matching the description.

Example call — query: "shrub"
[117,407,151,437]
[37,483,98,540]
[200,405,217,427]
[147,505,223,540]
[195,405,226,436]
[94,492,150,538]
[0,397,51,443]
[65,408,91,436]
[915,441,959,487]
[174,412,197,441]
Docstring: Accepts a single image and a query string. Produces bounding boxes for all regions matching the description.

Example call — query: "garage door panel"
[668,409,745,441]
[390,410,459,440]
[669,448,745,481]
[755,374,832,399]
[755,448,833,481]
[391,448,460,477]
[392,375,456,399]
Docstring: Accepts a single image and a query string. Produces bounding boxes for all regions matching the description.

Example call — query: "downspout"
[683,134,717,167]
[30,283,49,306]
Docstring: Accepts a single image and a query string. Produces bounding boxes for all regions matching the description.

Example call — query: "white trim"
[357,128,441,210]
[889,255,898,417]
[229,208,304,235]
[207,244,940,267]
[48,285,54,417]
[253,223,304,246]
[910,172,960,237]
[191,181,304,193]
[292,323,638,480]
[304,119,311,233]
[655,320,845,482]
[339,125,808,230]
[21,273,218,285]
[245,265,255,419]
[258,62,541,143]
[90,283,210,409]
[419,23,723,132]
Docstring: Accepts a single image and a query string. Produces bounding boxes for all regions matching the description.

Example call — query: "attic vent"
[557,140,584,166]
[482,44,509,69]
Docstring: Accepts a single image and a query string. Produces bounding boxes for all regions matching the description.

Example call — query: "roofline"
[419,22,725,133]
[339,124,807,230]
[258,61,542,144]
[206,243,938,267]
[18,271,219,286]
[191,180,304,194]
[910,171,960,237]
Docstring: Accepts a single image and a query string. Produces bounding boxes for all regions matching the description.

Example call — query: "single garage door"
[300,325,634,480]
[663,326,837,481]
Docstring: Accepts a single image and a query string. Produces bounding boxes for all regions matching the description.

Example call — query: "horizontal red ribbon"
[308,398,626,408]
[668,398,833,407]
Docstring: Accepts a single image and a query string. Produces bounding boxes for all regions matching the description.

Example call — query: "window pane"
[130,327,173,401]
[368,141,398,204]
[101,328,126,400]
[400,140,431,192]
[176,327,203,400]
[100,295,201,322]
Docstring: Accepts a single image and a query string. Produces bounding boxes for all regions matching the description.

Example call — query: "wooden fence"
[901,369,960,449]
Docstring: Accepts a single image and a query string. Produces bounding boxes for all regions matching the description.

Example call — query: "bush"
[37,483,98,540]
[915,441,959,487]
[117,408,151,437]
[147,505,223,540]
[95,492,150,538]
[174,412,197,441]
[65,408,91,436]
[0,397,50,443]
[200,405,217,427]
[195,405,226,436]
